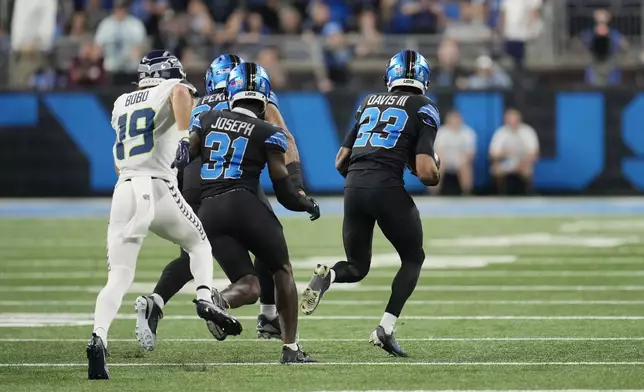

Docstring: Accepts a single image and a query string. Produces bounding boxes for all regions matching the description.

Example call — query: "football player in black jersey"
[134,55,306,351]
[174,62,319,363]
[301,50,441,357]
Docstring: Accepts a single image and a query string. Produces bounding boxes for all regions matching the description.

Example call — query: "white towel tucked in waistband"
[124,176,155,239]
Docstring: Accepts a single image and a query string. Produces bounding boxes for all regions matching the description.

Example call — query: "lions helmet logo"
[229,76,242,88]
[393,65,403,76]
[258,79,267,94]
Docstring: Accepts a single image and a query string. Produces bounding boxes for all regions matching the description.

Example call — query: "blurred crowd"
[0,0,640,91]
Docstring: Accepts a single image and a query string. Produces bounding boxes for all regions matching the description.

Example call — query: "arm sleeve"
[416,102,441,155]
[273,176,313,212]
[265,130,288,153]
[287,162,304,190]
[342,124,359,149]
[416,125,437,156]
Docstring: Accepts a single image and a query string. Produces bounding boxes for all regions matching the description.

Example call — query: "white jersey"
[111,78,194,184]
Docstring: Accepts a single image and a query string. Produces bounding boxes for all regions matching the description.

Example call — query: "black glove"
[305,197,320,221]
[171,139,190,170]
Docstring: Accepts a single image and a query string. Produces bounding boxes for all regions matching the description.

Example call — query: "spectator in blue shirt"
[389,0,444,34]
[304,1,352,91]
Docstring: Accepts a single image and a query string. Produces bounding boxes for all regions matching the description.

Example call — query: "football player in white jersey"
[86,50,242,380]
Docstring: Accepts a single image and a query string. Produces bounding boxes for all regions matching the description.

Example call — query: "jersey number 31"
[354,107,408,149]
[115,108,155,160]
[201,131,249,180]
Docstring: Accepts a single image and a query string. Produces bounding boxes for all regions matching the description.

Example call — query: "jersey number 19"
[115,108,156,160]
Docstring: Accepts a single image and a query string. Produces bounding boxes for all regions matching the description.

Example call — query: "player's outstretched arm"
[265,104,307,194]
[267,149,320,220]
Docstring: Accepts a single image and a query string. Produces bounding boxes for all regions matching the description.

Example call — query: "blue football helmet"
[384,50,431,94]
[226,62,272,111]
[205,54,244,95]
[137,50,186,88]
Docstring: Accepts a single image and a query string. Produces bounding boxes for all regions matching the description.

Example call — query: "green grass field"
[1,211,644,391]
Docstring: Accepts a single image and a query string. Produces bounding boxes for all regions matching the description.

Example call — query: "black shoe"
[369,326,408,357]
[206,289,231,341]
[134,296,164,351]
[86,333,109,380]
[300,264,332,315]
[194,299,242,337]
[280,345,317,364]
[256,314,282,340]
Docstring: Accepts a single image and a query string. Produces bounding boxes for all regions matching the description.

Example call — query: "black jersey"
[342,92,440,188]
[180,91,229,196]
[181,90,281,196]
[192,108,288,199]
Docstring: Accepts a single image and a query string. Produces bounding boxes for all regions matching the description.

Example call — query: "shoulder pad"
[180,80,198,97]
[417,103,441,129]
[268,91,279,108]
[265,130,288,153]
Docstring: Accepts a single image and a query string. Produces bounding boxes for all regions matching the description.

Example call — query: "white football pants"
[93,177,212,344]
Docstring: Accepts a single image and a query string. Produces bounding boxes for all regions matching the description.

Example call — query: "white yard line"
[3,300,644,306]
[3,314,644,321]
[1,361,643,367]
[369,271,644,278]
[1,337,644,343]
[5,285,644,293]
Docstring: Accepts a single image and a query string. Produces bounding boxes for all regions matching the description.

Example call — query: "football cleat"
[300,264,332,315]
[280,345,317,364]
[194,299,242,337]
[206,289,230,341]
[134,296,163,351]
[369,325,408,357]
[86,333,109,380]
[256,314,282,340]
